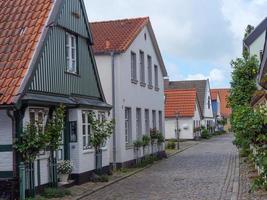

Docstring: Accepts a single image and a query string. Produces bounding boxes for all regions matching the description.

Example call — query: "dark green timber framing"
[0,145,12,152]
[57,0,90,38]
[27,0,103,101]
[0,171,13,178]
[28,26,101,98]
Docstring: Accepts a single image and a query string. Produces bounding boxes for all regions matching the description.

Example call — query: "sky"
[84,0,267,88]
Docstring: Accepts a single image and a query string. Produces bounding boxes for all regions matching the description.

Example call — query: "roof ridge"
[165,88,196,92]
[90,16,149,24]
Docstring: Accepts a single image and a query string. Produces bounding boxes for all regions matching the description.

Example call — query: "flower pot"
[59,174,69,183]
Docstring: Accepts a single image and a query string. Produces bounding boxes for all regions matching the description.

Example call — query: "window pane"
[83,136,86,147]
[82,113,85,123]
[82,125,86,135]
[29,112,35,124]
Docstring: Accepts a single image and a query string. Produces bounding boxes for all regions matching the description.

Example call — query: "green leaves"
[88,112,114,151]
[14,105,66,163]
[14,123,47,163]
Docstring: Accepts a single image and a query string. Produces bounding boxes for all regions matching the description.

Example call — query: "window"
[260,50,263,60]
[82,111,92,150]
[29,108,48,155]
[125,107,132,144]
[147,55,152,87]
[158,111,162,133]
[140,51,145,84]
[208,96,211,109]
[29,108,47,134]
[145,109,150,134]
[136,108,142,138]
[152,110,156,129]
[66,33,77,73]
[154,65,159,89]
[98,111,107,147]
[131,52,137,81]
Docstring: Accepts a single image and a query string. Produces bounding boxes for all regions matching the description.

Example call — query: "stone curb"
[231,151,240,200]
[75,142,200,200]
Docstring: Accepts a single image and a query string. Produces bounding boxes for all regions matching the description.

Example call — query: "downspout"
[6,108,16,177]
[111,52,117,169]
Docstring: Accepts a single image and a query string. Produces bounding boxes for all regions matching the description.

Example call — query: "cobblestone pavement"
[81,134,238,200]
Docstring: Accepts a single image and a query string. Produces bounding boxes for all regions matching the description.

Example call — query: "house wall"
[69,108,110,174]
[249,31,266,61]
[95,25,165,164]
[202,81,214,126]
[165,102,201,140]
[0,110,13,178]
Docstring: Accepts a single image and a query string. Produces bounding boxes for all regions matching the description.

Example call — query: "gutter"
[111,52,117,169]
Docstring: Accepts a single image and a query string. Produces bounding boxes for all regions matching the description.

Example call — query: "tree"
[88,112,114,173]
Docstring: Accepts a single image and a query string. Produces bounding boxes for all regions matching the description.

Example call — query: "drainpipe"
[6,108,16,176]
[111,52,117,169]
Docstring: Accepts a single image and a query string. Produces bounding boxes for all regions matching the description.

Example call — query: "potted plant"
[57,160,73,183]
[88,112,114,174]
[142,135,151,156]
[157,133,165,152]
[133,139,143,163]
[150,128,159,154]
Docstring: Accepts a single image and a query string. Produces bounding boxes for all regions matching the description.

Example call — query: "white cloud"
[85,0,267,87]
[186,68,226,87]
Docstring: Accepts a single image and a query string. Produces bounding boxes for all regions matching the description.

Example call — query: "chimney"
[105,40,111,49]
[164,77,169,89]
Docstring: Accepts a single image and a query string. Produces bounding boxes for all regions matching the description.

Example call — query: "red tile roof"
[211,89,232,117]
[0,0,53,105]
[165,89,198,118]
[90,17,149,54]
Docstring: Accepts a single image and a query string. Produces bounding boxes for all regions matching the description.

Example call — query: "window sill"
[148,84,153,89]
[83,148,94,154]
[155,87,159,91]
[65,71,80,77]
[131,79,138,84]
[126,144,133,150]
[140,82,146,87]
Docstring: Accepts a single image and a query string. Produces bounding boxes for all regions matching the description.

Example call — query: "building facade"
[164,79,215,131]
[165,89,202,140]
[0,0,112,195]
[90,17,168,167]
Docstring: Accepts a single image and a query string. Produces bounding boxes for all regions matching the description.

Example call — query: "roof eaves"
[244,17,267,46]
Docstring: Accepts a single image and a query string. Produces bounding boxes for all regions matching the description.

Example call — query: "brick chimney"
[164,77,169,89]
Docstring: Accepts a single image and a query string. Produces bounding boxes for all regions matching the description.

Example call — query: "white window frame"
[82,111,92,150]
[140,50,145,83]
[145,109,150,134]
[158,111,162,133]
[152,110,156,129]
[154,65,159,89]
[66,32,77,74]
[148,55,152,86]
[125,107,132,144]
[136,108,142,138]
[131,51,137,81]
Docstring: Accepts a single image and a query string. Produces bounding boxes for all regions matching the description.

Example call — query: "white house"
[164,89,202,140]
[243,17,267,61]
[0,0,112,196]
[165,79,215,131]
[90,17,168,167]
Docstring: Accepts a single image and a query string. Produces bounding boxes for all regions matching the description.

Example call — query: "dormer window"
[66,32,77,74]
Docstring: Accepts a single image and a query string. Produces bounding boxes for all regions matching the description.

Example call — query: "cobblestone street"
[81,134,238,200]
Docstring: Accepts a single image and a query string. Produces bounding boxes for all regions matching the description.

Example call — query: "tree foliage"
[88,112,114,152]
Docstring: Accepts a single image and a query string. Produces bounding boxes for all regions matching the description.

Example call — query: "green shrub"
[201,128,210,139]
[142,135,151,147]
[133,139,143,149]
[166,141,176,149]
[41,188,71,198]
